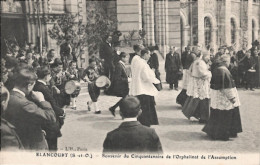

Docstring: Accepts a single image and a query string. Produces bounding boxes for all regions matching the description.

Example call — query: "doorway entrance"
[1,17,27,55]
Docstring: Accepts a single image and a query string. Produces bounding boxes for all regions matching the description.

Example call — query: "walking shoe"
[71,106,77,110]
[94,111,101,114]
[109,107,116,117]
[175,87,179,91]
[250,88,255,91]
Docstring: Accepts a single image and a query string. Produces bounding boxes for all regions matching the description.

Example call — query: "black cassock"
[148,52,162,90]
[202,64,242,140]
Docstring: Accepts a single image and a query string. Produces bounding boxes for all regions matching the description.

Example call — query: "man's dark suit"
[99,42,114,77]
[165,52,182,88]
[103,121,163,153]
[4,90,56,150]
[33,81,65,150]
[236,50,247,86]
[111,61,129,97]
[1,118,24,150]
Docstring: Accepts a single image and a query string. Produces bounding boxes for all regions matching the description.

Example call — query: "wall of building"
[2,0,259,59]
[180,0,260,51]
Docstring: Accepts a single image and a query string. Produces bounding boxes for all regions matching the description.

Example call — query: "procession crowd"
[1,34,260,153]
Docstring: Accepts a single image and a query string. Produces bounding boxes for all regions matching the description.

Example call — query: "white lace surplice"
[186,75,211,99]
[186,59,212,100]
[210,88,241,110]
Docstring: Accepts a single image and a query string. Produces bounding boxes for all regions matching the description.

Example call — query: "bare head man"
[119,96,141,119]
[13,68,37,96]
[169,46,175,54]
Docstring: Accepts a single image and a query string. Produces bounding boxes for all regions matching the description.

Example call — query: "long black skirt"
[202,107,242,140]
[182,96,210,121]
[137,95,159,127]
[176,89,188,106]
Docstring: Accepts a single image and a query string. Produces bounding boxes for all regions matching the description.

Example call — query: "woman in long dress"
[202,55,242,140]
[182,51,212,123]
[129,48,160,127]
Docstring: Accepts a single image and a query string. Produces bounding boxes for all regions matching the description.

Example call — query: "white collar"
[106,41,111,46]
[119,60,125,67]
[13,88,26,97]
[123,118,137,122]
[37,80,47,85]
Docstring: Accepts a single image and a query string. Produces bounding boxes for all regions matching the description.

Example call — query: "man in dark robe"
[99,35,114,78]
[202,55,242,141]
[165,46,182,90]
[60,41,72,70]
[243,50,256,90]
[236,44,247,87]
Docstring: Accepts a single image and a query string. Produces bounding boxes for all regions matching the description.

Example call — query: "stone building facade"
[1,0,87,54]
[117,0,260,55]
[1,0,260,60]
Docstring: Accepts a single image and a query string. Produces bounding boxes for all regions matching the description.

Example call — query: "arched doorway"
[204,17,212,49]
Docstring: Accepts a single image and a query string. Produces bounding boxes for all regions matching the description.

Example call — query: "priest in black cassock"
[202,55,242,141]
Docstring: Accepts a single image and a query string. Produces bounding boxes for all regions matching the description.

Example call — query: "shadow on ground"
[66,110,89,115]
[91,121,120,130]
[156,105,182,111]
[163,131,211,141]
[159,117,196,126]
[77,115,114,122]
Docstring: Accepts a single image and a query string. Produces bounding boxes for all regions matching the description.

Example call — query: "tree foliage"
[48,13,87,59]
[122,29,146,47]
[48,1,118,58]
[85,1,117,56]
